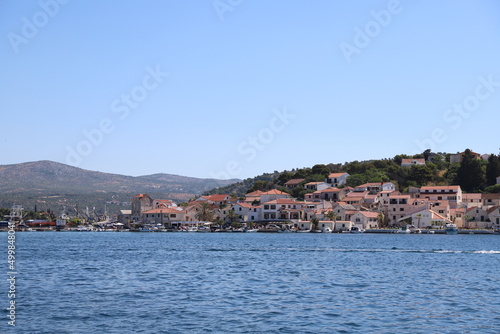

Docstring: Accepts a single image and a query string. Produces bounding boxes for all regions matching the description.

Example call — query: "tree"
[486,154,500,186]
[225,209,240,225]
[246,180,274,193]
[311,164,330,177]
[455,149,486,192]
[195,203,214,222]
[310,217,319,230]
[484,184,500,193]
[422,149,432,161]
[326,211,338,221]
[276,171,294,186]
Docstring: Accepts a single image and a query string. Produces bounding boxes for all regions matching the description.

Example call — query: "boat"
[445,223,458,235]
[349,226,365,233]
[322,227,333,233]
[396,227,411,234]
[296,229,311,233]
[196,226,211,233]
[245,228,259,233]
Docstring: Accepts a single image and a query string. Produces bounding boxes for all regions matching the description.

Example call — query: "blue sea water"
[1,232,499,333]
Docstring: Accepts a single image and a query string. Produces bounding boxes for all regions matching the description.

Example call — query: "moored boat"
[445,223,458,235]
[349,226,365,233]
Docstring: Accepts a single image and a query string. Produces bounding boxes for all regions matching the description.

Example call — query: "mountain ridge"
[0,160,240,211]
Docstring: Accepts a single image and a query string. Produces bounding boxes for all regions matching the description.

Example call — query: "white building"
[233,203,261,222]
[350,211,379,229]
[398,208,452,229]
[326,173,349,187]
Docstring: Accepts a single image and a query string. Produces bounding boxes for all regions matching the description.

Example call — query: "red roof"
[205,194,229,202]
[284,179,305,185]
[143,208,184,214]
[264,198,301,205]
[320,187,341,193]
[328,172,348,178]
[261,189,289,195]
[421,186,460,191]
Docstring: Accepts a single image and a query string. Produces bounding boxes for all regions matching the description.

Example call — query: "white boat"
[349,226,365,233]
[296,229,311,233]
[323,227,333,233]
[196,226,211,233]
[445,223,458,235]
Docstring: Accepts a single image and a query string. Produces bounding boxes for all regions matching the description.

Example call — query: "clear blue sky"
[1,0,499,180]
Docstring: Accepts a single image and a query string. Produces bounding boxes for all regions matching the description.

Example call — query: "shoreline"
[1,228,497,234]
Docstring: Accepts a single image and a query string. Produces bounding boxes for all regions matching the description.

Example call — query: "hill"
[0,160,239,212]
[204,150,500,198]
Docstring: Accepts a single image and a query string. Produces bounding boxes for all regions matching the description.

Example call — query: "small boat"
[296,229,311,233]
[445,223,458,235]
[323,227,333,233]
[245,228,259,233]
[196,226,211,233]
[349,226,365,233]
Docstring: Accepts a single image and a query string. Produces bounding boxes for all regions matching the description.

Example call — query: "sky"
[1,0,500,180]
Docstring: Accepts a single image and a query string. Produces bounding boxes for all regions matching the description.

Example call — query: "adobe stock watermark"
[7,0,70,54]
[413,74,499,154]
[339,0,404,63]
[213,0,243,21]
[65,65,168,166]
[6,221,17,327]
[210,106,296,180]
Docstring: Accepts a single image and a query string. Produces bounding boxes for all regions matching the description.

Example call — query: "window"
[170,214,176,218]
[271,205,276,209]
[400,208,404,211]
[264,205,269,210]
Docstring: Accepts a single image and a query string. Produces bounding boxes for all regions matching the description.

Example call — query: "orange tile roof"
[284,179,305,185]
[358,211,379,218]
[320,187,341,193]
[263,199,301,205]
[245,190,264,196]
[328,173,348,178]
[421,186,460,191]
[206,194,229,202]
[261,189,289,195]
[143,208,184,214]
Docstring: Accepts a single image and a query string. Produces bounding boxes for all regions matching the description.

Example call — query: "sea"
[1,232,499,333]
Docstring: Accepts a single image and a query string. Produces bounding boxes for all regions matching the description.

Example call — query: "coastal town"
[4,151,500,234]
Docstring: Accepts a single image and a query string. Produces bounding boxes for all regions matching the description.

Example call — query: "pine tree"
[455,149,486,192]
[486,154,500,186]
